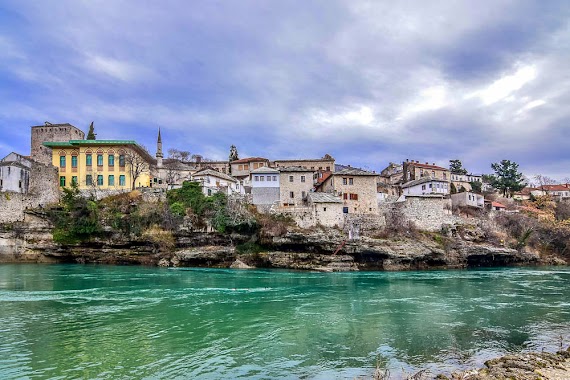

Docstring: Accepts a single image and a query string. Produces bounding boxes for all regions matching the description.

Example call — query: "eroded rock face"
[0,222,556,270]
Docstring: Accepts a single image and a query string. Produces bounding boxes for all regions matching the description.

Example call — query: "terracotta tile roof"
[539,185,570,192]
[316,171,332,184]
[231,157,269,164]
[492,201,506,208]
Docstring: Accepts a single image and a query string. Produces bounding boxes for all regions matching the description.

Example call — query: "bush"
[142,225,176,251]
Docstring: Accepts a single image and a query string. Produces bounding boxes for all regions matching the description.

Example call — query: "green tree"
[490,159,526,197]
[469,181,482,194]
[449,159,468,175]
[87,122,96,140]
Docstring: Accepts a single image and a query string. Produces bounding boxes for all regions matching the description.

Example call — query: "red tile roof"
[492,201,506,208]
[539,185,570,192]
[231,157,269,164]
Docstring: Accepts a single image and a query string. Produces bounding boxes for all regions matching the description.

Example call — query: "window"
[86,175,93,186]
[443,173,447,180]
[59,156,66,168]
[323,207,327,211]
[429,184,433,188]
[71,156,78,168]
[273,176,277,181]
[108,154,115,166]
[108,175,115,186]
[342,178,347,185]
[259,176,264,181]
[208,189,212,196]
[59,176,66,187]
[97,154,103,166]
[97,175,103,186]
[267,176,271,181]
[422,185,426,190]
[349,178,354,185]
[432,170,435,177]
[290,191,294,198]
[326,166,330,171]
[343,207,349,214]
[119,155,125,167]
[302,191,306,198]
[255,176,259,181]
[289,176,294,182]
[72,176,77,185]
[350,193,358,200]
[301,176,305,182]
[119,175,126,186]
[86,154,92,166]
[343,193,348,200]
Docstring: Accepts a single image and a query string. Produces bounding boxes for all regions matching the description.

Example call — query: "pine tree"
[87,122,96,140]
[228,145,239,174]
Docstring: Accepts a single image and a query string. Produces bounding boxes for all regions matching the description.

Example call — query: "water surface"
[0,264,569,379]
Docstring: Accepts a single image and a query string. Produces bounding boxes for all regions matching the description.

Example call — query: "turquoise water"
[0,265,569,379]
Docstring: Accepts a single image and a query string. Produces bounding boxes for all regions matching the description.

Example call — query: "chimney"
[406,159,409,162]
[432,163,435,166]
[195,155,202,163]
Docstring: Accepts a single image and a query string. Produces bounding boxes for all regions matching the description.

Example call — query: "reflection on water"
[0,264,569,379]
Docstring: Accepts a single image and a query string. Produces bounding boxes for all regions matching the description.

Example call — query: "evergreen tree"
[87,122,96,140]
[228,145,239,174]
[449,159,468,175]
[490,159,526,197]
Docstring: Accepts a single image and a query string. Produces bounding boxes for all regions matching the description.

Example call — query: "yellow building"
[43,140,155,190]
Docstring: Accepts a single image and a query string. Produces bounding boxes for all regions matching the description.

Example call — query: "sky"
[1,0,570,180]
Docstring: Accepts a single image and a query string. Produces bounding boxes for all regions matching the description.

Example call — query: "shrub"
[142,225,176,251]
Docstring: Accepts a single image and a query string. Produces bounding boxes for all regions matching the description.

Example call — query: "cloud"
[1,0,570,179]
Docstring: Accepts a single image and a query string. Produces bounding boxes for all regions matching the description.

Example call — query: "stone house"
[0,152,32,193]
[43,139,155,191]
[31,122,85,165]
[317,167,379,214]
[251,166,280,212]
[402,159,450,183]
[307,192,344,227]
[378,162,403,196]
[279,166,316,207]
[192,168,242,196]
[230,157,270,179]
[401,177,449,196]
[451,192,484,208]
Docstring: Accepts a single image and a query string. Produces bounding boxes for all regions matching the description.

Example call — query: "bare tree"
[168,148,191,162]
[164,161,181,189]
[534,174,557,195]
[125,149,150,190]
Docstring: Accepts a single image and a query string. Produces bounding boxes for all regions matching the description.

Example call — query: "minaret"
[156,127,163,168]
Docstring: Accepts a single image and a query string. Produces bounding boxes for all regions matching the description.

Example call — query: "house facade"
[451,192,484,208]
[273,154,335,173]
[43,140,155,190]
[317,168,378,214]
[450,173,483,192]
[401,177,449,196]
[251,166,280,211]
[192,168,242,196]
[0,152,32,193]
[279,167,315,207]
[230,157,270,178]
[402,160,450,183]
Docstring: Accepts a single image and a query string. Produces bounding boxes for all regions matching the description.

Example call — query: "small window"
[59,176,66,186]
[289,176,294,182]
[97,175,103,186]
[86,175,93,186]
[290,191,294,198]
[97,154,103,166]
[119,155,125,167]
[86,154,92,166]
[323,207,327,211]
[108,175,115,186]
[301,176,306,183]
[260,176,264,181]
[208,189,212,196]
[119,175,126,186]
[267,176,271,182]
[343,207,349,214]
[349,178,354,185]
[302,191,306,198]
[350,193,358,200]
[71,156,78,168]
[255,176,259,181]
[422,184,426,190]
[342,178,347,185]
[59,156,66,168]
[108,154,115,166]
[273,176,277,181]
[326,166,330,171]
[343,193,348,200]
[72,176,77,185]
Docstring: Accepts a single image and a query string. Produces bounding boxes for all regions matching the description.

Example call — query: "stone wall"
[31,124,85,165]
[279,171,314,206]
[0,161,60,223]
[378,196,454,232]
[252,187,280,210]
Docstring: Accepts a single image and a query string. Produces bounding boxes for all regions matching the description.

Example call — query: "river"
[0,264,569,379]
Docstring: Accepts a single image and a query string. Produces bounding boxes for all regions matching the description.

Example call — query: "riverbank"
[438,347,570,380]
[0,216,566,270]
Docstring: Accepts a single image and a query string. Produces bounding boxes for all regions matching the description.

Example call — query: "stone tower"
[31,122,85,165]
[156,127,163,168]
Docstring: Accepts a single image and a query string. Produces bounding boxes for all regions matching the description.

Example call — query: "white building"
[401,177,449,196]
[251,167,280,211]
[0,152,32,193]
[192,168,242,196]
[451,192,484,208]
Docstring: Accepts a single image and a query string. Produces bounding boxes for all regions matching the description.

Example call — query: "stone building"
[278,166,316,207]
[401,177,450,196]
[43,139,155,191]
[307,192,344,227]
[451,192,484,208]
[317,167,379,214]
[402,159,450,183]
[31,122,85,165]
[230,157,270,179]
[273,154,335,173]
[0,152,31,193]
[450,173,483,192]
[251,166,280,212]
[192,168,242,196]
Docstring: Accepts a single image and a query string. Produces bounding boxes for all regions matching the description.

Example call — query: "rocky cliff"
[0,217,564,271]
